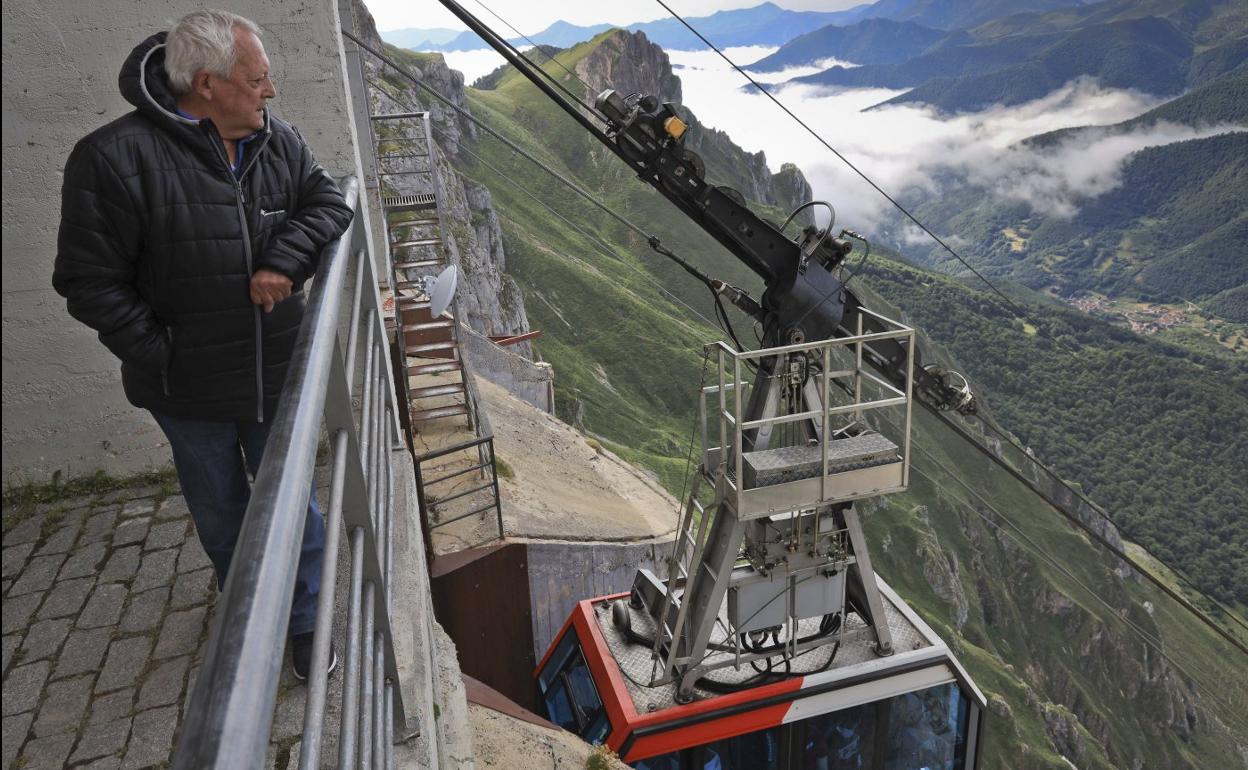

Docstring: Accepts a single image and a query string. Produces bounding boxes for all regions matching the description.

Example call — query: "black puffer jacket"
[53,32,353,422]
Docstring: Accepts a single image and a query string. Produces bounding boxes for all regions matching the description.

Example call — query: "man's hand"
[250,269,292,313]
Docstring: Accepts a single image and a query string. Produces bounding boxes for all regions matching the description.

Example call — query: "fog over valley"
[671,48,1244,233]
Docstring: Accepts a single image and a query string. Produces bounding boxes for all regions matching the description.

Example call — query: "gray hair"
[164,9,262,96]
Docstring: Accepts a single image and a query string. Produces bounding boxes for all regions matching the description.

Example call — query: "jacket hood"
[119,32,201,132]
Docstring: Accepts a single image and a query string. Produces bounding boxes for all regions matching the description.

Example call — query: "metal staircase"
[370,111,474,430]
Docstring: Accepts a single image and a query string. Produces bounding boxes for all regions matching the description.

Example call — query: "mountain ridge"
[749,18,952,71]
[395,2,874,53]
[755,0,1246,114]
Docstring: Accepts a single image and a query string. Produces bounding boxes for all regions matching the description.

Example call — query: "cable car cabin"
[535,579,985,769]
[532,324,984,767]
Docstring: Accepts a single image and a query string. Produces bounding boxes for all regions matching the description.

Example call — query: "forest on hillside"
[857,258,1248,605]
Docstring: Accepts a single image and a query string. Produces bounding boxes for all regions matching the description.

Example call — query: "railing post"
[337,527,365,768]
[298,428,349,768]
[489,439,504,540]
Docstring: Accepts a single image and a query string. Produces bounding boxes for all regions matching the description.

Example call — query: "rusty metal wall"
[431,543,537,708]
[431,539,676,710]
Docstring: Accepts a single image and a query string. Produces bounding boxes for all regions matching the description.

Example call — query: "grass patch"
[493,455,515,480]
[3,467,178,511]
[585,744,621,770]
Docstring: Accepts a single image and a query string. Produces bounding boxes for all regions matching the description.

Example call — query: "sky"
[364,0,865,34]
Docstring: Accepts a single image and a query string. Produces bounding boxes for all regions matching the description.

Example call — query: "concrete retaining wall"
[2,0,369,483]
[461,326,554,415]
[525,539,673,661]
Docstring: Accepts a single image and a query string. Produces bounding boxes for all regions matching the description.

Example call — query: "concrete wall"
[1,0,372,483]
[461,327,555,415]
[526,539,674,661]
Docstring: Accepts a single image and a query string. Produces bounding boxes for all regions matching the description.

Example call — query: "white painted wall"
[1,0,373,483]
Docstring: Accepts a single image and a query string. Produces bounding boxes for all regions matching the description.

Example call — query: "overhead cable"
[365,75,713,334]
[977,417,1248,637]
[468,0,601,113]
[922,403,1248,655]
[352,14,1244,652]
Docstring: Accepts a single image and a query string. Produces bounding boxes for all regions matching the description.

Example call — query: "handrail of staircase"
[172,176,415,769]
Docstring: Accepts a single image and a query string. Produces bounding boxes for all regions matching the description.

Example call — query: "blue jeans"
[151,411,324,636]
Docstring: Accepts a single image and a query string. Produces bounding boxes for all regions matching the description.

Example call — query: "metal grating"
[382,193,437,211]
[743,432,899,488]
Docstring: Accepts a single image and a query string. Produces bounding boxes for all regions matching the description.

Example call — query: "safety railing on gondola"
[171,176,415,769]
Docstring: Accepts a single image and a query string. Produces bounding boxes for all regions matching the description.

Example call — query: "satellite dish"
[425,264,458,317]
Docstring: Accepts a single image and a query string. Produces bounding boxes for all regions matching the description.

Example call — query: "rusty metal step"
[409,383,467,399]
[406,340,458,355]
[410,404,470,422]
[393,259,444,271]
[408,361,464,376]
[390,237,442,249]
[391,216,440,228]
[402,319,454,333]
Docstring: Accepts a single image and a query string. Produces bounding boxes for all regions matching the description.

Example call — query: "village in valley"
[1063,292,1246,354]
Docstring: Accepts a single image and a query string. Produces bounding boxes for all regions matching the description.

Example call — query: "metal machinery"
[434,2,987,766]
[534,328,985,769]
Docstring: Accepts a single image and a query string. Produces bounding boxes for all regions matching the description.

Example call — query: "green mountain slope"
[884,16,1192,111]
[971,0,1248,49]
[750,18,952,70]
[789,30,1051,91]
[1026,71,1248,146]
[858,0,1092,31]
[380,27,1248,769]
[901,75,1248,323]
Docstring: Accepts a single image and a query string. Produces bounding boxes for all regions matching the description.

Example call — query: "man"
[52,9,353,679]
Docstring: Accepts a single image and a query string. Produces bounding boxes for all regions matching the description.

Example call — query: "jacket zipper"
[208,125,272,423]
[237,186,265,424]
[161,326,174,396]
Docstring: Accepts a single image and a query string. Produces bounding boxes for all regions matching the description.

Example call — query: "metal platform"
[594,577,936,715]
[742,432,899,488]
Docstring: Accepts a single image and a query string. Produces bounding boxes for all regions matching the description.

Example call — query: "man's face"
[208,29,276,139]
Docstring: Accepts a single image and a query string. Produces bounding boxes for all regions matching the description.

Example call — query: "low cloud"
[665,50,1245,237]
[972,120,1239,218]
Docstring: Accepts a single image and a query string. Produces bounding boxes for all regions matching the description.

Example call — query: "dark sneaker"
[292,632,339,681]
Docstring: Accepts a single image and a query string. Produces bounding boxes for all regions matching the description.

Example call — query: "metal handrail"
[173,176,413,769]
[414,434,504,549]
[700,318,916,514]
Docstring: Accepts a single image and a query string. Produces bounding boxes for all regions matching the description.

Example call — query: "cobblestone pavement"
[1,482,333,770]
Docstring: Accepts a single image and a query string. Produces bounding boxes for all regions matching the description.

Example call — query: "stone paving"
[1,485,186,769]
[1,482,330,770]
[2,483,214,769]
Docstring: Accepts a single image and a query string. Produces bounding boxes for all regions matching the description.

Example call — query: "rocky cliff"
[480,28,815,219]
